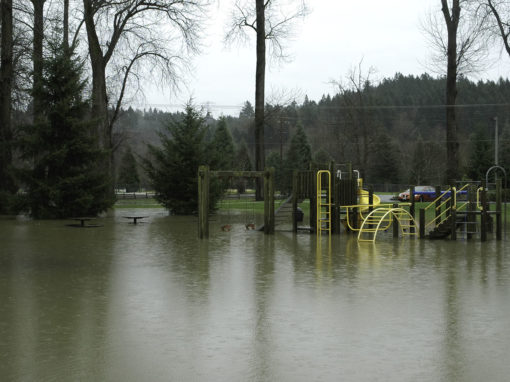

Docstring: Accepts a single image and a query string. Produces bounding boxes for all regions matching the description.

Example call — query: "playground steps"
[258,194,295,231]
[428,212,473,239]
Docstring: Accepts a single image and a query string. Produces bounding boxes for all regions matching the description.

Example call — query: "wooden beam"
[210,170,265,178]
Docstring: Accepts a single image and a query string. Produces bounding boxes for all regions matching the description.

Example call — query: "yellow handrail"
[424,188,451,211]
[343,203,394,231]
[423,183,473,231]
[476,187,483,211]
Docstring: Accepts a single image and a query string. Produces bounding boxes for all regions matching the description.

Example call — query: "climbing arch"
[357,207,418,242]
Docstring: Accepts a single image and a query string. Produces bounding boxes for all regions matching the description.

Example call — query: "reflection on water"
[1,210,510,381]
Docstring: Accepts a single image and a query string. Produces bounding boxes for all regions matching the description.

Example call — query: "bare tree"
[82,0,206,187]
[484,0,510,57]
[226,0,308,199]
[331,61,378,177]
[423,0,489,182]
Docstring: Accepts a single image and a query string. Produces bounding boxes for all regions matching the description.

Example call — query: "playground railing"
[423,184,470,232]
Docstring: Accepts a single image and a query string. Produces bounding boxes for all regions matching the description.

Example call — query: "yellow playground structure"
[316,170,418,242]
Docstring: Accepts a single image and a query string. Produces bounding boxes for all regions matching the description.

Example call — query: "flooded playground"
[1,209,509,381]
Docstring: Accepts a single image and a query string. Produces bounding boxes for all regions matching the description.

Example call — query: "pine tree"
[19,43,112,218]
[266,151,284,192]
[143,104,222,214]
[209,117,235,170]
[367,132,400,184]
[233,140,252,194]
[283,123,312,193]
[117,147,140,192]
[499,122,510,176]
[235,140,252,172]
[286,123,312,169]
[313,148,333,165]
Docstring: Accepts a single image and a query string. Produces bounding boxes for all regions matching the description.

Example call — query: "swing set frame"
[198,165,275,238]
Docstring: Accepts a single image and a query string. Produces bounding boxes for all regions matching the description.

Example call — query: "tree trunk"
[0,0,14,194]
[63,0,69,51]
[254,0,266,200]
[83,0,109,148]
[32,0,45,123]
[442,0,460,183]
[83,0,114,199]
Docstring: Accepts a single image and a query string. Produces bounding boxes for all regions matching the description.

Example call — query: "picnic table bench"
[69,217,100,228]
[123,216,148,224]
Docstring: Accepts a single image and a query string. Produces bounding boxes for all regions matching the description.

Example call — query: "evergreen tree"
[19,43,112,219]
[286,123,312,169]
[266,151,284,192]
[467,128,493,181]
[234,140,252,171]
[239,101,254,119]
[499,122,510,177]
[313,148,333,166]
[143,104,221,214]
[367,132,400,184]
[233,140,252,193]
[209,117,235,170]
[117,147,140,192]
[283,123,312,193]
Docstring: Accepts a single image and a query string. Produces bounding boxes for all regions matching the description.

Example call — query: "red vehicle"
[398,186,436,202]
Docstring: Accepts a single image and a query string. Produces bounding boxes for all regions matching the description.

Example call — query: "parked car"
[398,186,436,202]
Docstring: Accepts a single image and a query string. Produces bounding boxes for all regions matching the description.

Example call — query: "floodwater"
[1,209,509,381]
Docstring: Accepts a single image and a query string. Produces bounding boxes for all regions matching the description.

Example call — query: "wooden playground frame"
[197,165,275,238]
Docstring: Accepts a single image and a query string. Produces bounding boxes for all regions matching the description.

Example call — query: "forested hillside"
[114,73,510,190]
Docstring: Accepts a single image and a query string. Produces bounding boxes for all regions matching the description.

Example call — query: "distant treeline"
[114,73,510,188]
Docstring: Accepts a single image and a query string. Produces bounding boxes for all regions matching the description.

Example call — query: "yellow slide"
[358,189,380,211]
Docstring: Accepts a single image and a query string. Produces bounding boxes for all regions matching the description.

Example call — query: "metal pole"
[494,116,499,166]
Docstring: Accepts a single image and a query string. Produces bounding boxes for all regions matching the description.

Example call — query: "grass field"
[114,196,510,224]
[114,198,163,209]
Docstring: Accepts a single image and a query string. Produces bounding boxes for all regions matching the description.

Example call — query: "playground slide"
[358,189,380,211]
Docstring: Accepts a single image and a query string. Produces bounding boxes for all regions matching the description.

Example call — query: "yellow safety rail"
[316,170,331,237]
[358,207,418,242]
[423,184,470,231]
[343,203,394,231]
[476,187,484,211]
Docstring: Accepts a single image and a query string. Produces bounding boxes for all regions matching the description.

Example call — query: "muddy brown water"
[1,209,509,381]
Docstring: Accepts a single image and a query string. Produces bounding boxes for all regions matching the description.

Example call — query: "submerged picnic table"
[69,217,101,228]
[123,216,148,224]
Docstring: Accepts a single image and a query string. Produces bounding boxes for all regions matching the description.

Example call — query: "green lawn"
[114,196,510,224]
[114,198,163,208]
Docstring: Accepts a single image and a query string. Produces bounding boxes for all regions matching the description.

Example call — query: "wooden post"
[467,184,476,240]
[410,185,415,234]
[198,165,210,239]
[329,161,339,234]
[292,170,298,233]
[496,178,502,241]
[310,167,317,232]
[335,173,342,235]
[450,205,457,241]
[419,209,425,238]
[481,182,487,242]
[263,167,275,234]
[392,203,399,238]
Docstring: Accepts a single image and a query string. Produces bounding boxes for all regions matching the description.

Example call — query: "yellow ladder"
[316,170,331,237]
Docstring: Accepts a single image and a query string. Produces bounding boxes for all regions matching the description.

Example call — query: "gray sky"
[138,0,509,116]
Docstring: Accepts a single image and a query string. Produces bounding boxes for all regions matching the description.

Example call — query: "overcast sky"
[137,0,509,116]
